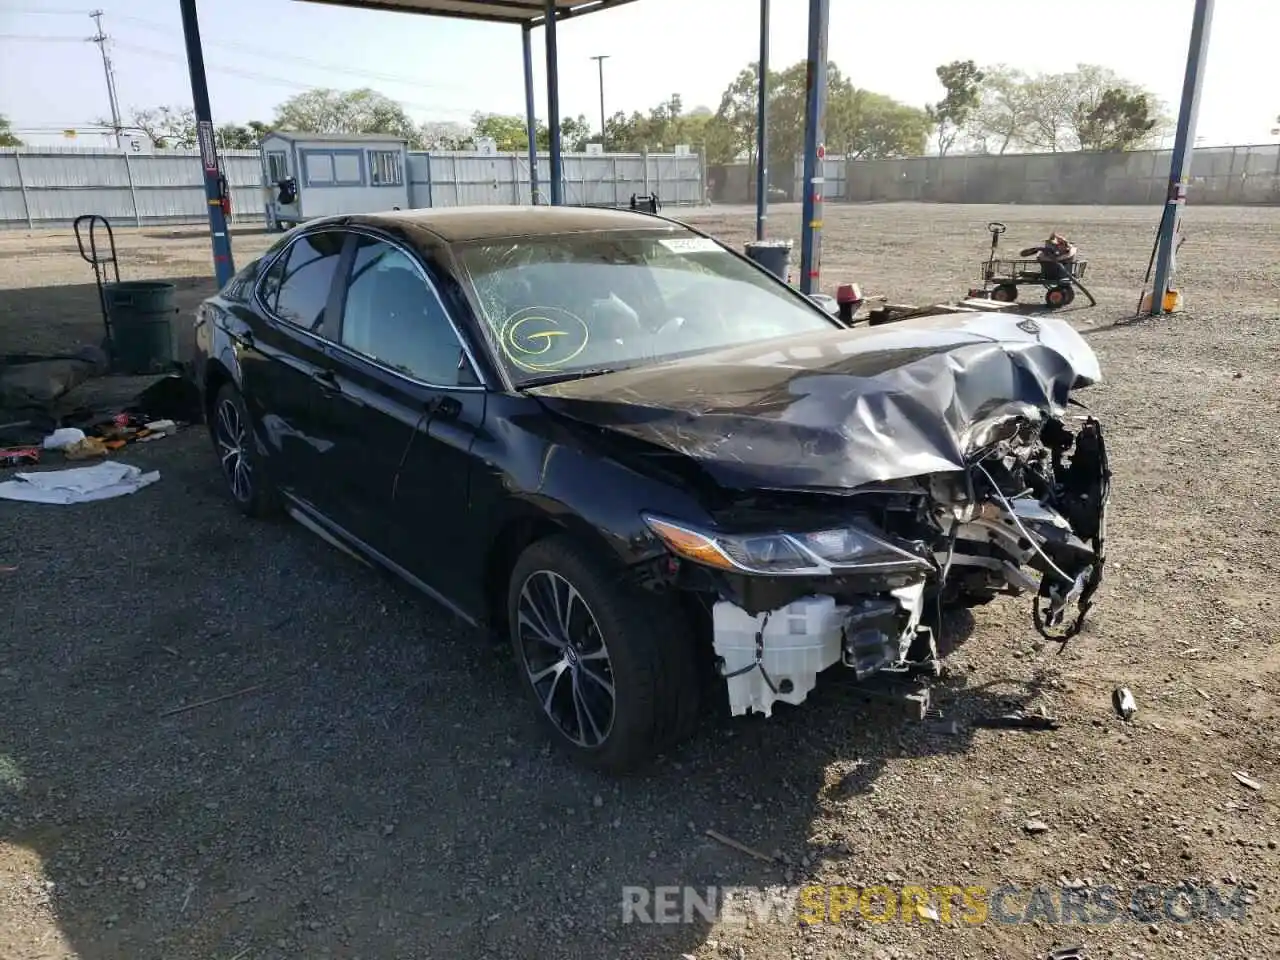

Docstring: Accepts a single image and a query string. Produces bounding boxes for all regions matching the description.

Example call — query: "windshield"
[453,230,835,385]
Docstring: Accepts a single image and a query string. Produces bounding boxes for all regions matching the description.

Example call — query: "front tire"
[211,383,278,518]
[507,535,700,773]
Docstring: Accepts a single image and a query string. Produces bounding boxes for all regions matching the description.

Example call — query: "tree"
[968,66,1038,154]
[926,60,984,156]
[215,121,270,150]
[845,90,932,159]
[273,88,418,140]
[113,105,196,148]
[1076,88,1159,151]
[709,59,928,174]
[976,64,1164,153]
[0,114,21,147]
[417,120,472,151]
[468,112,592,153]
[713,65,764,166]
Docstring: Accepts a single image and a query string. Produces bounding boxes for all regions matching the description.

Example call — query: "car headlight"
[643,514,927,576]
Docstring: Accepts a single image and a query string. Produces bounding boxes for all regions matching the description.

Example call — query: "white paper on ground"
[0,461,160,504]
[41,427,87,450]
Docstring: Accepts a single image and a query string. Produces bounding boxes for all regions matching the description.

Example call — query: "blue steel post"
[178,0,234,286]
[1151,0,1214,315]
[544,0,564,205]
[754,0,769,240]
[798,0,829,295]
[522,23,540,204]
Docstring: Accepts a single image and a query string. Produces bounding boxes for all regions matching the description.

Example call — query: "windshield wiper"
[516,367,619,389]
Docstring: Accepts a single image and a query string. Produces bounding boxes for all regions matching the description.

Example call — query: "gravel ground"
[2,203,1279,960]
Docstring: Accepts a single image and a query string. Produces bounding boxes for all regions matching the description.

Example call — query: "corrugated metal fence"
[414,151,703,208]
[0,147,705,229]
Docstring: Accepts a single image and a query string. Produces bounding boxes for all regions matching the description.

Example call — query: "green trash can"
[103,280,178,375]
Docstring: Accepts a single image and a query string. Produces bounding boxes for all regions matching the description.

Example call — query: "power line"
[112,40,474,119]
[107,11,481,95]
[0,33,85,42]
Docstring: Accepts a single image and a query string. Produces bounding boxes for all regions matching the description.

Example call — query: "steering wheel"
[988,221,1007,235]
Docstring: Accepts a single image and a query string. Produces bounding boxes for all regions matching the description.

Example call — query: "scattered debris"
[1023,819,1050,835]
[63,436,109,460]
[1195,688,1212,701]
[158,682,268,718]
[705,829,777,864]
[1112,687,1138,720]
[1233,772,1263,792]
[0,565,16,574]
[915,903,940,922]
[1047,947,1087,960]
[0,446,40,468]
[41,427,86,450]
[0,461,159,504]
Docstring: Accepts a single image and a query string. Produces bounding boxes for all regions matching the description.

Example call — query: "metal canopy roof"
[295,0,642,25]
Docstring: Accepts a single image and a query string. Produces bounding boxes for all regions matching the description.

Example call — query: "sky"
[1,0,1276,149]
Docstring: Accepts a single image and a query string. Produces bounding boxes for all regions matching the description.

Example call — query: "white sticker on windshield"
[659,237,721,254]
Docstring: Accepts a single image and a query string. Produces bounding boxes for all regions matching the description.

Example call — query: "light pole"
[590,54,609,143]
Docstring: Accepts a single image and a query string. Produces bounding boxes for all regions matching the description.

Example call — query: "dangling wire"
[391,399,438,502]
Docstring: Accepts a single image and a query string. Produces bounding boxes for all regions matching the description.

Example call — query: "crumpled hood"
[527,311,1102,491]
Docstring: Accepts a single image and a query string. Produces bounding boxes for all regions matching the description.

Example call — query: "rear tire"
[211,383,278,518]
[1045,284,1074,308]
[507,535,700,773]
[992,283,1018,303]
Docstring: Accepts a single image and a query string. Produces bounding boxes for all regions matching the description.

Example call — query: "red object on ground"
[0,446,40,467]
[836,283,863,304]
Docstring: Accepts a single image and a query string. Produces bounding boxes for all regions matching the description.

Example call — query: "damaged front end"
[642,410,1110,719]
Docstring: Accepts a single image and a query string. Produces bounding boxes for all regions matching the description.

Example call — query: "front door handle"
[311,368,339,392]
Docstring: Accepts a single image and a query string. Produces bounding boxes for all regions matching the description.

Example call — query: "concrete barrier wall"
[839,144,1280,206]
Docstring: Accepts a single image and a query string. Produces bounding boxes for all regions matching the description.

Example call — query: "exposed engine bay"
[531,309,1112,719]
[669,410,1110,717]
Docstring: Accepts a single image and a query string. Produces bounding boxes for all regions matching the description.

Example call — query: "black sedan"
[192,206,1109,772]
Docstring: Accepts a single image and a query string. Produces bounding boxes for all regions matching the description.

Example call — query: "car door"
[307,231,488,606]
[233,229,345,504]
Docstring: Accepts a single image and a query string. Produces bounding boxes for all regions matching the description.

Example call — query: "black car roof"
[331,205,684,243]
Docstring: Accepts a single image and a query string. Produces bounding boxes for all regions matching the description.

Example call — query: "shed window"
[369,150,403,187]
[333,152,361,184]
[304,152,335,186]
[266,150,288,182]
[301,150,364,187]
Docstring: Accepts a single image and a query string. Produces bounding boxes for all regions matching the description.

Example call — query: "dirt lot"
[1,203,1278,960]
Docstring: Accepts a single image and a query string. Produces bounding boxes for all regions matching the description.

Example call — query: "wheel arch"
[203,357,235,427]
[481,507,637,635]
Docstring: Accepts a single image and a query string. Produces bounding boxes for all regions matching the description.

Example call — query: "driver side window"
[338,237,468,386]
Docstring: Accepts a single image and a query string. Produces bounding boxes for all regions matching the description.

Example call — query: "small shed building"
[258,131,410,229]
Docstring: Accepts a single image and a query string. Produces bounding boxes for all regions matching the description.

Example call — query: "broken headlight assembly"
[643,514,929,576]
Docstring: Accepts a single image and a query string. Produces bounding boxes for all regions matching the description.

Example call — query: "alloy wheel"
[214,397,253,504]
[516,569,616,748]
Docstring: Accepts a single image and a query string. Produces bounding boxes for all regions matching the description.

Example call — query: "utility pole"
[590,54,609,143]
[88,10,123,148]
[754,0,769,240]
[1150,0,1214,315]
[179,0,235,285]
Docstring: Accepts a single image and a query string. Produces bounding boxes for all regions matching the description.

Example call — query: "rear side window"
[269,232,345,331]
[338,236,464,385]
